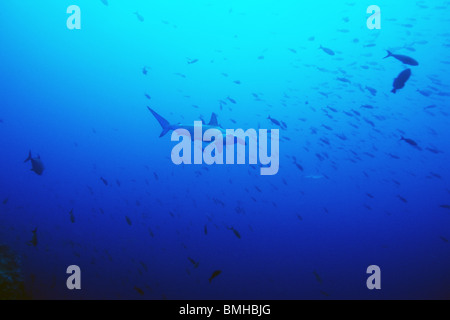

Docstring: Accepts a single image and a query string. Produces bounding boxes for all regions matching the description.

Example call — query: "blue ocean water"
[0,0,449,300]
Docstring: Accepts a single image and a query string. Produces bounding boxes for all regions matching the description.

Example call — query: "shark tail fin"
[384,50,392,59]
[147,107,171,137]
[208,113,219,126]
[24,150,32,163]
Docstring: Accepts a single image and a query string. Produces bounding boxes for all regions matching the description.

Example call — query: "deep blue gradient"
[0,0,449,299]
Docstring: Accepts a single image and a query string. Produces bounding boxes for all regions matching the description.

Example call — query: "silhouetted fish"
[134,287,145,295]
[384,51,419,66]
[400,136,419,148]
[100,177,108,186]
[227,96,236,104]
[133,11,144,22]
[267,116,281,126]
[392,69,411,93]
[29,228,38,247]
[319,45,335,56]
[209,270,222,283]
[188,257,199,268]
[24,151,44,175]
[69,209,75,223]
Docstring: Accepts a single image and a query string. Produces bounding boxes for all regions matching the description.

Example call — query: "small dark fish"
[417,89,432,97]
[337,77,351,83]
[134,287,145,295]
[439,236,449,243]
[363,118,375,127]
[391,69,412,94]
[187,58,198,64]
[100,0,108,5]
[229,227,241,239]
[125,216,132,226]
[100,177,108,186]
[361,104,374,109]
[2,198,8,205]
[24,151,44,175]
[233,80,241,84]
[142,67,149,75]
[326,106,338,113]
[133,11,144,22]
[69,209,75,223]
[384,50,419,66]
[29,228,38,247]
[319,45,335,56]
[153,172,159,180]
[425,147,442,154]
[188,257,199,268]
[116,179,121,187]
[288,48,297,53]
[397,195,408,203]
[387,153,400,159]
[439,205,450,210]
[313,271,322,284]
[144,94,151,100]
[204,224,207,235]
[365,86,377,96]
[227,96,236,104]
[400,136,418,147]
[209,270,222,283]
[320,291,330,297]
[267,116,281,126]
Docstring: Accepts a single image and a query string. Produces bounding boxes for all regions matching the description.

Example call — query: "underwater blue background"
[0,0,449,299]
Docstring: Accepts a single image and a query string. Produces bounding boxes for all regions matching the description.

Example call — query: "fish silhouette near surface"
[24,151,44,175]
[384,50,419,66]
[319,45,335,56]
[28,228,38,247]
[400,136,421,150]
[209,270,222,283]
[392,69,412,93]
[69,209,75,223]
[133,11,144,22]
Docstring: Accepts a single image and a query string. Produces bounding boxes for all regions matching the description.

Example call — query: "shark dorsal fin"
[208,113,219,126]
